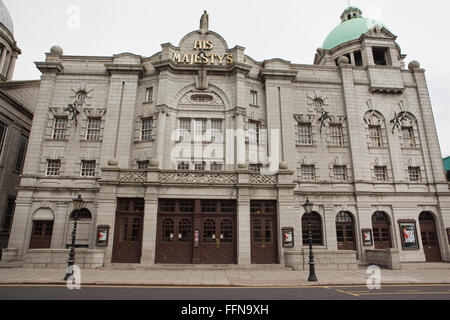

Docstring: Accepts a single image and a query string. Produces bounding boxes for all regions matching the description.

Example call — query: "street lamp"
[64,195,85,281]
[303,198,318,282]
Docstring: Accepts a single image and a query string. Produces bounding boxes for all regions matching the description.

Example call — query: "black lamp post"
[303,198,318,282]
[64,195,85,281]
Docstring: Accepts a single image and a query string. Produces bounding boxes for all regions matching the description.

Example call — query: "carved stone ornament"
[179,90,224,106]
[159,172,238,184]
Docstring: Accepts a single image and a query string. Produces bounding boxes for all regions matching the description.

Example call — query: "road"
[0,284,449,300]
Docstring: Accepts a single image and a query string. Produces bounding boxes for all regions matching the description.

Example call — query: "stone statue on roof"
[200,10,209,31]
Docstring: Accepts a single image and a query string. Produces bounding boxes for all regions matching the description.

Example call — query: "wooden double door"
[112,199,145,264]
[155,199,237,264]
[29,221,54,249]
[420,212,442,262]
[250,201,279,264]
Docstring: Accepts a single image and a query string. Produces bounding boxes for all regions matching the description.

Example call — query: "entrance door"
[250,201,278,264]
[336,212,356,251]
[29,221,54,249]
[372,212,392,250]
[200,216,236,264]
[420,212,442,262]
[112,199,144,264]
[156,216,193,264]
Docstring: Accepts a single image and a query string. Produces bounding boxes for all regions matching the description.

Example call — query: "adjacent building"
[2,7,449,269]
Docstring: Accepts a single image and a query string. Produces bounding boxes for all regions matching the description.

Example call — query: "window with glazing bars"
[211,119,223,143]
[141,118,153,141]
[194,119,206,141]
[0,120,7,157]
[179,119,191,142]
[52,117,68,140]
[177,162,189,170]
[81,160,96,177]
[85,117,101,141]
[298,123,312,145]
[408,166,421,182]
[301,165,315,181]
[248,122,260,145]
[329,124,343,146]
[137,161,149,170]
[194,162,206,171]
[368,125,382,147]
[250,90,258,106]
[402,127,415,148]
[210,162,223,171]
[46,160,61,176]
[249,163,261,173]
[333,165,347,181]
[374,166,388,182]
[15,135,28,173]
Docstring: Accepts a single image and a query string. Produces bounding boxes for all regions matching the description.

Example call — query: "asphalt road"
[0,284,449,300]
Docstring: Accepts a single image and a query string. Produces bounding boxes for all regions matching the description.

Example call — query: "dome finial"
[340,6,363,22]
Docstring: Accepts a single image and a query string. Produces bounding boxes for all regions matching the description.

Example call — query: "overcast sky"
[4,0,450,156]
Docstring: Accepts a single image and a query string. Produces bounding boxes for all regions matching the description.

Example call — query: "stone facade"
[2,8,450,269]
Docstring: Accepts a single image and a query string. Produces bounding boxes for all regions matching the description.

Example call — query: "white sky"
[5,0,450,156]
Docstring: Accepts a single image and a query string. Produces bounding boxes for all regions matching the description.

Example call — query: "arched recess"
[419,212,442,262]
[302,212,323,246]
[336,211,356,250]
[29,208,55,249]
[66,208,93,248]
[372,211,392,249]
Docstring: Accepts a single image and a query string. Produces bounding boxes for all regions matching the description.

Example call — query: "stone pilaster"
[51,202,69,249]
[141,191,158,264]
[237,187,251,265]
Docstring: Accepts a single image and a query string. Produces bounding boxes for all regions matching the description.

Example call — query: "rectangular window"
[211,119,223,143]
[2,197,15,233]
[354,50,363,66]
[210,162,223,171]
[368,125,382,147]
[249,164,261,173]
[301,165,316,181]
[46,160,61,176]
[177,162,190,170]
[372,47,390,66]
[333,165,347,181]
[137,161,149,170]
[141,118,153,141]
[374,166,388,182]
[248,121,260,145]
[298,123,312,145]
[408,167,421,182]
[250,90,258,106]
[146,87,153,102]
[86,117,102,141]
[329,124,344,146]
[194,119,206,141]
[179,118,191,142]
[81,160,96,177]
[15,135,28,173]
[402,127,415,148]
[194,162,206,171]
[52,117,68,140]
[0,120,7,157]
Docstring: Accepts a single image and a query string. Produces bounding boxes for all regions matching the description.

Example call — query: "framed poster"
[96,225,110,247]
[362,229,373,246]
[398,220,419,250]
[282,227,294,248]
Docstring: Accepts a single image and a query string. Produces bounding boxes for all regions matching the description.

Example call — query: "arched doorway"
[302,212,323,246]
[336,211,356,250]
[67,208,93,249]
[29,208,55,249]
[372,212,392,249]
[419,212,442,262]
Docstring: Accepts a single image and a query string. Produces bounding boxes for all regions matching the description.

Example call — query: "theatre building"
[2,7,450,269]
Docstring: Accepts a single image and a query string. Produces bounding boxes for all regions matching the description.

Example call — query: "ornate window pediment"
[179,90,224,106]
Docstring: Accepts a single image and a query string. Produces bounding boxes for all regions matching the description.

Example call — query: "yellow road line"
[335,289,360,297]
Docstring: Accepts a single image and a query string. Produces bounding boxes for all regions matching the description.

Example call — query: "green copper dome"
[323,7,390,51]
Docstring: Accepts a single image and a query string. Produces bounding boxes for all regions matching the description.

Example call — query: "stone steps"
[106,264,294,271]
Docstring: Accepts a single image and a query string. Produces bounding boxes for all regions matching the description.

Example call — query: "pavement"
[0,263,449,287]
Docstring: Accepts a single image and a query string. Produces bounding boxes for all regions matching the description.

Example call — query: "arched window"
[220,219,233,243]
[372,212,392,249]
[162,219,174,243]
[178,219,192,243]
[302,212,323,246]
[30,208,55,249]
[336,211,356,250]
[203,219,216,243]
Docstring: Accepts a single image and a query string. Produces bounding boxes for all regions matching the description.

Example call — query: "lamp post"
[303,198,318,282]
[64,195,85,281]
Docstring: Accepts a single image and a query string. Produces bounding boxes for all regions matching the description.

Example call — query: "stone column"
[0,49,7,76]
[51,202,69,249]
[141,192,158,265]
[6,53,17,80]
[237,185,251,265]
[324,205,337,250]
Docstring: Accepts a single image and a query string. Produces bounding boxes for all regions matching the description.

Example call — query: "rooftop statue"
[200,10,209,31]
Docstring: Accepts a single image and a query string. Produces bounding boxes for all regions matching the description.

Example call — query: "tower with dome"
[1,6,449,269]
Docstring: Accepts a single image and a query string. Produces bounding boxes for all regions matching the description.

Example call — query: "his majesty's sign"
[172,40,234,66]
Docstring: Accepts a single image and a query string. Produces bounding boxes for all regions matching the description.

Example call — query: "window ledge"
[135,139,155,144]
[143,101,154,105]
[249,104,259,108]
[296,143,315,147]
